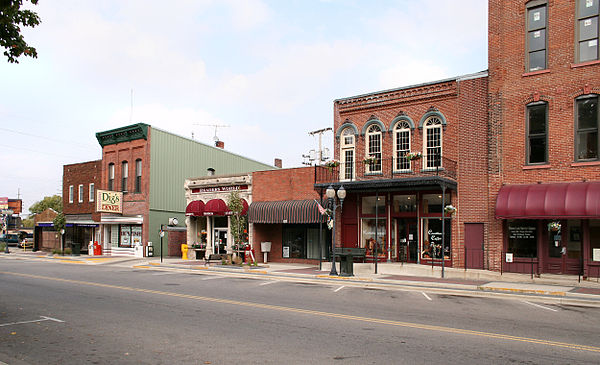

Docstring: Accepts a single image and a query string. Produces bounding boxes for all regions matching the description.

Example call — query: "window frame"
[365,124,382,174]
[89,183,95,202]
[575,0,599,63]
[135,159,142,193]
[340,127,355,181]
[121,161,129,193]
[526,101,548,165]
[423,117,443,169]
[526,0,548,72]
[78,184,84,203]
[69,185,74,204]
[575,94,599,161]
[108,163,115,191]
[393,121,411,172]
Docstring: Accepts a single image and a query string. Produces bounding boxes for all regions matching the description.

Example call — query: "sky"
[0,0,488,215]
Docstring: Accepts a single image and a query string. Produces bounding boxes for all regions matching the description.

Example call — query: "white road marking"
[0,316,64,327]
[522,300,558,312]
[151,272,179,276]
[334,285,345,292]
[422,292,432,301]
[201,276,220,280]
[259,280,277,286]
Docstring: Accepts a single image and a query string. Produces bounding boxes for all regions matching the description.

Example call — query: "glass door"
[397,219,418,263]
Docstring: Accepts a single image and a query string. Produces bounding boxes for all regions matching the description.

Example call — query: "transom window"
[577,0,599,62]
[526,1,547,72]
[575,95,599,161]
[366,124,382,173]
[423,117,442,169]
[394,121,411,171]
[527,102,548,164]
[340,128,355,181]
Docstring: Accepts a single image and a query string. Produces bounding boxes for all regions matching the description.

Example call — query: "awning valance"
[185,200,205,216]
[495,182,600,219]
[248,200,325,224]
[202,198,249,216]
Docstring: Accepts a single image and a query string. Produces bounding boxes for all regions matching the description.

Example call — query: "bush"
[0,242,5,252]
[64,248,72,255]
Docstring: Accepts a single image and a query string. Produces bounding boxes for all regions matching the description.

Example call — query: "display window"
[361,196,386,216]
[421,193,450,215]
[507,220,537,258]
[590,220,600,262]
[392,195,416,214]
[106,224,143,248]
[421,218,451,260]
[361,218,386,258]
[282,224,327,260]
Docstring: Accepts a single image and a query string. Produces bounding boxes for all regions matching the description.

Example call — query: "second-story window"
[575,95,599,161]
[78,184,84,203]
[340,128,355,181]
[122,161,128,193]
[577,0,599,62]
[108,163,115,191]
[526,1,547,72]
[527,102,548,164]
[424,117,442,169]
[135,159,142,193]
[394,121,411,171]
[69,185,74,204]
[366,124,382,173]
[89,183,95,202]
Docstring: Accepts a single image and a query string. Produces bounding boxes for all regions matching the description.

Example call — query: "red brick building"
[489,0,600,277]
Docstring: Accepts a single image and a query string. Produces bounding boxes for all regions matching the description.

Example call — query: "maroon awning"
[204,199,228,216]
[240,199,249,216]
[495,182,600,219]
[185,200,205,216]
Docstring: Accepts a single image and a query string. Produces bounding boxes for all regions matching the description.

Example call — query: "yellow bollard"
[181,244,189,260]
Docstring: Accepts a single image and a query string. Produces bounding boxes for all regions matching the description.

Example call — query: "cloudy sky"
[0,0,487,214]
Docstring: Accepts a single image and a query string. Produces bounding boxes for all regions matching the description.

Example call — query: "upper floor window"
[69,185,74,204]
[526,1,547,72]
[89,183,95,202]
[78,184,84,203]
[527,102,548,164]
[394,121,411,171]
[108,163,115,191]
[135,159,142,193]
[423,117,443,169]
[365,124,382,173]
[577,0,599,62]
[340,128,355,181]
[122,161,129,193]
[575,95,599,161]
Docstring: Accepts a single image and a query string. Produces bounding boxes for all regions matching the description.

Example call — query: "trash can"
[334,248,366,276]
[71,242,81,256]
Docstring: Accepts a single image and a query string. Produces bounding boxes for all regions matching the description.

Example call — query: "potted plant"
[444,204,457,216]
[362,156,378,164]
[405,151,422,161]
[324,160,339,172]
[548,221,561,232]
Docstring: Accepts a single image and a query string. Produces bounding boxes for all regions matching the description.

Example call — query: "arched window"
[108,163,115,191]
[340,127,355,181]
[366,124,382,173]
[121,161,128,193]
[423,117,442,169]
[394,121,411,171]
[135,159,142,193]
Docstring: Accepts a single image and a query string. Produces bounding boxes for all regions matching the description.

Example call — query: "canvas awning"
[202,199,249,216]
[185,200,205,216]
[248,200,325,224]
[495,182,600,219]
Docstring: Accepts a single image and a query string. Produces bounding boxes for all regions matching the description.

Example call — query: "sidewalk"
[3,249,600,306]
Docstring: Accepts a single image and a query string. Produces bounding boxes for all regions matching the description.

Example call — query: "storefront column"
[185,217,194,245]
[226,216,232,254]
[206,216,213,256]
[582,219,590,278]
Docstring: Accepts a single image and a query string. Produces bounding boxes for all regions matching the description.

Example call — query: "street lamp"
[60,228,65,255]
[326,184,346,276]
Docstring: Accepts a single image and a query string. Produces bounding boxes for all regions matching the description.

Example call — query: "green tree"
[29,195,62,215]
[1,0,41,63]
[227,191,247,249]
[52,212,65,234]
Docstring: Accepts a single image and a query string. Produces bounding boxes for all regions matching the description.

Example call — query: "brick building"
[489,0,600,277]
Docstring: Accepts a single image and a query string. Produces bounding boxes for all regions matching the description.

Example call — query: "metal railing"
[316,155,457,185]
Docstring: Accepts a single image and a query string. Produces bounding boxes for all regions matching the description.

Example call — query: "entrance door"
[546,220,583,275]
[397,219,418,262]
[213,228,227,255]
[464,223,484,269]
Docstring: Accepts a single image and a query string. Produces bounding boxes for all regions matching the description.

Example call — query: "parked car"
[0,233,20,246]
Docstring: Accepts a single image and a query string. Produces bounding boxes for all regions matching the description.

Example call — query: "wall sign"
[96,190,123,213]
[508,226,536,240]
[191,185,248,194]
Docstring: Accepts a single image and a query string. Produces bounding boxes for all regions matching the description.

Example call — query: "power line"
[0,127,97,149]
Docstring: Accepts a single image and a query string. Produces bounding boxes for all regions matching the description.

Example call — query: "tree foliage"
[227,191,247,247]
[29,195,62,215]
[0,0,41,63]
[52,212,65,234]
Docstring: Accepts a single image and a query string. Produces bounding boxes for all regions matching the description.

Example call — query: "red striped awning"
[185,200,205,216]
[495,182,600,219]
[248,200,326,224]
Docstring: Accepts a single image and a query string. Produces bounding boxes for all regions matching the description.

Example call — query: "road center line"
[0,316,64,327]
[201,276,220,280]
[522,300,558,312]
[334,285,345,292]
[2,270,598,354]
[422,292,432,301]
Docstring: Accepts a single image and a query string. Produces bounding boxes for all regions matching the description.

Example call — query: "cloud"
[225,0,271,30]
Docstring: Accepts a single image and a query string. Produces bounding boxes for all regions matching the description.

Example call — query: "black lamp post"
[326,184,346,276]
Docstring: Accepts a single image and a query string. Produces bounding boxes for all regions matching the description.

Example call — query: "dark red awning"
[240,199,249,216]
[495,182,600,219]
[185,200,205,216]
[204,199,228,216]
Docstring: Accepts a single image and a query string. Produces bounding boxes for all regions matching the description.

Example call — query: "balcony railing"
[315,155,457,185]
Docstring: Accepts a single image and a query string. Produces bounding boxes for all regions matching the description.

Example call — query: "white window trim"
[365,125,382,174]
[89,183,95,202]
[423,117,443,170]
[340,128,355,181]
[78,184,84,203]
[69,185,74,204]
[393,122,411,172]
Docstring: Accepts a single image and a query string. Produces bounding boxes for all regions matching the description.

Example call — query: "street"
[1,258,599,364]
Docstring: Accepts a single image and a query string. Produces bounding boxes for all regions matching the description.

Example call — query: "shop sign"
[191,185,248,194]
[0,197,8,211]
[505,253,513,263]
[593,249,600,262]
[96,190,123,213]
[508,226,536,240]
[283,246,290,258]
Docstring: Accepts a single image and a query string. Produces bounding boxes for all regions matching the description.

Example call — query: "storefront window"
[566,220,582,260]
[282,224,326,259]
[361,218,386,258]
[421,218,451,260]
[422,193,450,214]
[392,195,416,213]
[361,196,386,215]
[120,225,132,247]
[507,220,537,258]
[590,220,600,261]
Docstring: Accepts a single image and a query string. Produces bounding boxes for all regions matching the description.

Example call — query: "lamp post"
[326,184,346,276]
[60,229,65,255]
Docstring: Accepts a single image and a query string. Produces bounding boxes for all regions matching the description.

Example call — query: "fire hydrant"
[181,244,189,260]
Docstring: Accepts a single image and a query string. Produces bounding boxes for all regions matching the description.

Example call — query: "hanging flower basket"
[444,204,456,215]
[405,151,422,161]
[548,221,561,232]
[324,160,339,172]
[363,156,378,164]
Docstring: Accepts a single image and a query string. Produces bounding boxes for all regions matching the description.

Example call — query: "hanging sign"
[96,190,123,213]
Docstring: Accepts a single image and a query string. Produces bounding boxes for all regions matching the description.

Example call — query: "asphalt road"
[0,258,599,364]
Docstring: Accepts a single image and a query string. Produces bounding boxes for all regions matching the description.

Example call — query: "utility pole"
[307,127,332,165]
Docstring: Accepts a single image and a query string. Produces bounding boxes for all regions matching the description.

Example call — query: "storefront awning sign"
[185,200,205,216]
[96,190,123,214]
[248,200,325,224]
